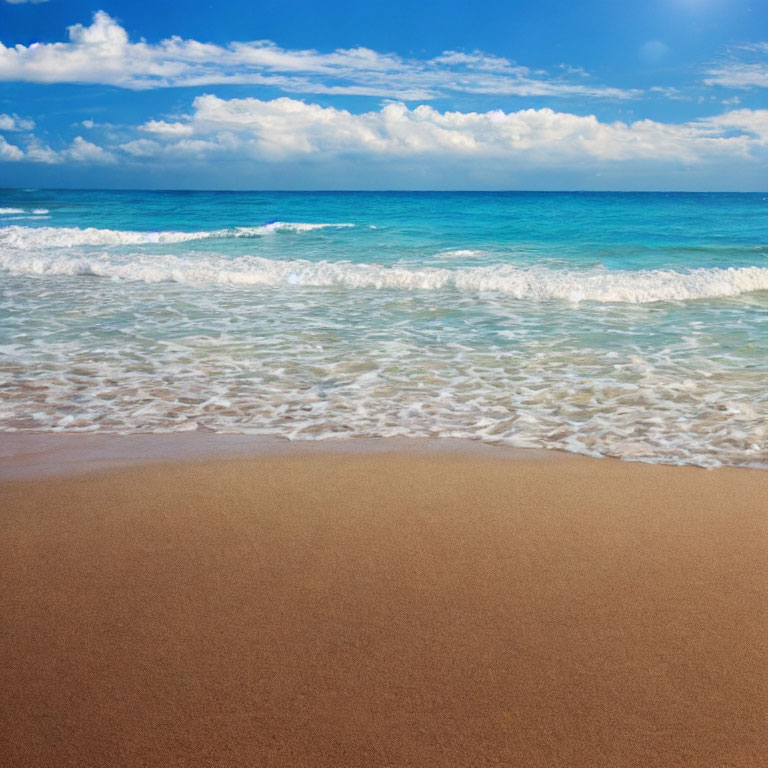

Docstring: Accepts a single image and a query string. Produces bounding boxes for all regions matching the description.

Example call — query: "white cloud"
[24,139,59,164]
[704,42,768,89]
[0,113,34,131]
[129,96,768,166]
[649,86,690,101]
[120,139,162,157]
[0,10,637,100]
[0,135,117,164]
[77,119,118,130]
[65,135,116,163]
[695,109,768,142]
[430,50,526,73]
[705,64,768,89]
[0,135,23,160]
[139,120,195,136]
[5,96,767,176]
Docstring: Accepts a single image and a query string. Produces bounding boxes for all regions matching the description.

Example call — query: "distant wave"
[0,222,354,249]
[0,208,49,215]
[2,249,767,303]
[435,249,487,259]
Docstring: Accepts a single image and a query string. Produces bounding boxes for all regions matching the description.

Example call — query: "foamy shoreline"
[0,432,563,480]
[4,431,768,482]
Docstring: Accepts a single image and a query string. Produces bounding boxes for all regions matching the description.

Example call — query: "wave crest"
[2,249,767,303]
[0,222,355,248]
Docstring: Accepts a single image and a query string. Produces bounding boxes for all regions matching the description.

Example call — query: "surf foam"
[0,222,354,249]
[1,249,767,303]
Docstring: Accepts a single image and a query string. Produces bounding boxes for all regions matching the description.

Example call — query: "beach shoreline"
[2,436,766,766]
[2,430,766,483]
[0,431,564,481]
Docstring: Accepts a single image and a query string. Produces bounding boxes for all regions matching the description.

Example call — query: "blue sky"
[1,0,767,189]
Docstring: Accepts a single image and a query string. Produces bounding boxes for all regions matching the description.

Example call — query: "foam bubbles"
[435,249,487,259]
[1,275,765,468]
[0,207,50,217]
[2,246,767,303]
[0,222,354,249]
[258,221,355,233]
[2,200,767,469]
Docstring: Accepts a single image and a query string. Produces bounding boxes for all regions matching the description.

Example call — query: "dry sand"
[1,441,767,767]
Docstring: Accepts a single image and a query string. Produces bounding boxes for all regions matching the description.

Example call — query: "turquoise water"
[1,190,766,466]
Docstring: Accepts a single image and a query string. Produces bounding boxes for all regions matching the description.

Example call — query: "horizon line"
[2,187,766,195]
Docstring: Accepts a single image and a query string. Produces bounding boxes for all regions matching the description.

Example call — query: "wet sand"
[1,438,766,767]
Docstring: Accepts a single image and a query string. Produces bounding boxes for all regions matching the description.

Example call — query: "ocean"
[1,189,766,468]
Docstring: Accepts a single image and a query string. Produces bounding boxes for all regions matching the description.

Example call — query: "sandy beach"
[1,436,766,767]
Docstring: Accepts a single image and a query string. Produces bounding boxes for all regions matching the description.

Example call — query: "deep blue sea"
[1,189,766,467]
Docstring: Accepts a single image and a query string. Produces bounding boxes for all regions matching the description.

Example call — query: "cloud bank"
[3,98,766,173]
[121,97,768,166]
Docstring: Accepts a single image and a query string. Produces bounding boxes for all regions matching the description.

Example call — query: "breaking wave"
[0,222,354,249]
[0,208,49,216]
[2,248,767,303]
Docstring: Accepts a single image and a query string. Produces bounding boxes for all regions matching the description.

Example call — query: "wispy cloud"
[649,86,691,101]
[0,10,637,100]
[704,42,768,89]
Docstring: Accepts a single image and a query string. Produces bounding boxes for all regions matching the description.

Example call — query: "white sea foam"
[1,284,765,467]
[436,249,486,258]
[0,225,210,247]
[259,221,354,233]
[2,247,767,303]
[0,207,49,216]
[0,222,354,249]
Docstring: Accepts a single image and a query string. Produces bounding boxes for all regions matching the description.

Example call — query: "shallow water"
[1,189,766,467]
